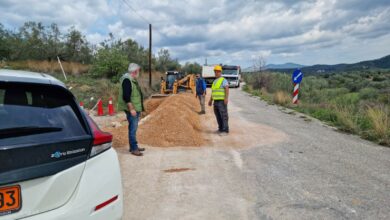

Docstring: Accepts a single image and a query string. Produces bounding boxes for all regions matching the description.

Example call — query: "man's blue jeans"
[125,111,140,151]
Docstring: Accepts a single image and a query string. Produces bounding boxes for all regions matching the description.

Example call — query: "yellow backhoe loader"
[160,71,196,95]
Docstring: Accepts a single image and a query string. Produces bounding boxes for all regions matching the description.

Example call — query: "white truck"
[202,65,241,88]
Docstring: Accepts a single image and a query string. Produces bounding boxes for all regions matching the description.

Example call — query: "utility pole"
[149,24,152,87]
[120,0,152,86]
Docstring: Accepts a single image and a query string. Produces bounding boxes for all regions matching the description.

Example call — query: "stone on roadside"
[111,121,122,128]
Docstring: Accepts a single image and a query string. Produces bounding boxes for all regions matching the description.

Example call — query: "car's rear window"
[0,82,87,146]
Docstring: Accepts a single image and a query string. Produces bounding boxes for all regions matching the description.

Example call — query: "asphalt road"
[118,87,390,220]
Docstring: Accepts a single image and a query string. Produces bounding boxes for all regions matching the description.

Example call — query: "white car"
[0,70,123,220]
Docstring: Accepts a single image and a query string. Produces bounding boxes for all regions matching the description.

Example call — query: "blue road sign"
[292,69,303,84]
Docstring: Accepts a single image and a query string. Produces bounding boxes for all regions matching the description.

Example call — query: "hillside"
[301,55,390,74]
[243,55,390,74]
[266,63,306,69]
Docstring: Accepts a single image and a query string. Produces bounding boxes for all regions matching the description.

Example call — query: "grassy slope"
[0,60,163,109]
[243,70,390,146]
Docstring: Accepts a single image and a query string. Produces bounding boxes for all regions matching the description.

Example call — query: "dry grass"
[334,105,359,132]
[273,90,291,106]
[138,71,164,97]
[96,79,120,106]
[0,61,6,68]
[366,105,389,144]
[3,60,90,75]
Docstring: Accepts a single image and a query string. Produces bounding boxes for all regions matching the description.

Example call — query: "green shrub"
[252,73,273,90]
[311,108,338,123]
[369,81,389,90]
[243,84,251,93]
[324,88,350,97]
[90,48,128,82]
[268,73,291,93]
[332,92,360,107]
[378,93,390,104]
[373,75,386,82]
[300,77,330,103]
[345,79,368,92]
[252,89,261,97]
[359,87,379,100]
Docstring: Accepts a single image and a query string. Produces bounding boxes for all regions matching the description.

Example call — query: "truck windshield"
[222,69,238,75]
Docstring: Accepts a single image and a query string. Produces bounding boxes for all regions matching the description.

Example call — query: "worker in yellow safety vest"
[208,65,229,135]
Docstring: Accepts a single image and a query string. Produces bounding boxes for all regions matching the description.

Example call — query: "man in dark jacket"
[195,73,207,114]
[117,63,145,156]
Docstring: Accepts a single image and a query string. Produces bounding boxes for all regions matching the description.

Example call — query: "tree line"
[0,22,202,78]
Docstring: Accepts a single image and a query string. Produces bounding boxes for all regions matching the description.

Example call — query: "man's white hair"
[128,63,140,72]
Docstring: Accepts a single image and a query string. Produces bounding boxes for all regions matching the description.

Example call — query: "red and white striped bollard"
[293,83,300,104]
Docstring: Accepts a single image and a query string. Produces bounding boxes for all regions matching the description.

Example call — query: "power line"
[121,0,151,24]
[120,0,164,35]
[120,0,153,87]
[119,0,166,47]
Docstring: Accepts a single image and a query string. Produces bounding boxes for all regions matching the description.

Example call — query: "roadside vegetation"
[243,71,390,146]
[0,21,201,106]
[0,22,196,74]
[38,71,163,110]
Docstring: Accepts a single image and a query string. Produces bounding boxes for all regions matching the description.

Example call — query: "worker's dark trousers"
[213,100,229,132]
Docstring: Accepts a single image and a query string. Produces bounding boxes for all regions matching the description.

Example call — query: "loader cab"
[165,71,184,89]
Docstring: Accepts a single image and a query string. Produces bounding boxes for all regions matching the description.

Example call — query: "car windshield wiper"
[0,126,63,139]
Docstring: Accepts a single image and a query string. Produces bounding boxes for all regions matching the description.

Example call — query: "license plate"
[0,185,21,216]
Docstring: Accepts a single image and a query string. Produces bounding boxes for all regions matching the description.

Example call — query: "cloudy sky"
[1,0,390,67]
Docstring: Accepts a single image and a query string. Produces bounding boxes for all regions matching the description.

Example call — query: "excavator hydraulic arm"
[160,74,196,95]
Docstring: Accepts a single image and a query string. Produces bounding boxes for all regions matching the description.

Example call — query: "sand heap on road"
[143,98,165,115]
[102,93,205,148]
[138,93,205,147]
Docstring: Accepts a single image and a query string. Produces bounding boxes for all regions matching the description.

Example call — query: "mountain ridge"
[243,55,390,73]
[265,63,306,69]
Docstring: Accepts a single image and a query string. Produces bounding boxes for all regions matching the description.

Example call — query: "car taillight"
[90,129,112,157]
[85,114,113,158]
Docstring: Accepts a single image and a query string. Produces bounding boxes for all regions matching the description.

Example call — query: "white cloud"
[86,33,106,45]
[0,0,389,66]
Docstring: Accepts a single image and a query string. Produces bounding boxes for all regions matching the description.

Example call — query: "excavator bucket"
[151,94,169,98]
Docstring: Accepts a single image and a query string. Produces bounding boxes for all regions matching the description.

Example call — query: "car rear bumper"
[20,148,123,220]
